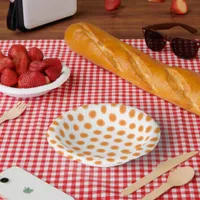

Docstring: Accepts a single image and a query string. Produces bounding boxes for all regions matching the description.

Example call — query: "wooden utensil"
[121,151,198,196]
[0,102,27,124]
[141,166,195,200]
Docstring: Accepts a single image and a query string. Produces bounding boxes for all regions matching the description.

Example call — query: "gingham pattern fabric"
[0,40,199,200]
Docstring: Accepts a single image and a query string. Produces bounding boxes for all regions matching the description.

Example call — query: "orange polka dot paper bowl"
[46,104,161,167]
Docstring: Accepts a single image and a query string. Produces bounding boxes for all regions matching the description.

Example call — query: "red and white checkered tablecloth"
[0,39,199,200]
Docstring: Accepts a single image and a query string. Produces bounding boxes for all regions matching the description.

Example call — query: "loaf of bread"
[65,22,200,116]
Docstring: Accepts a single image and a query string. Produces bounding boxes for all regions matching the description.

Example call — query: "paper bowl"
[46,104,161,167]
[0,65,70,98]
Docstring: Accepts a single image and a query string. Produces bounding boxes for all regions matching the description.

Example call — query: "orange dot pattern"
[50,140,56,144]
[55,135,61,141]
[154,127,161,134]
[104,134,112,139]
[53,121,59,126]
[59,129,65,137]
[49,127,55,132]
[127,134,135,139]
[97,149,106,153]
[100,142,109,146]
[107,126,115,131]
[77,141,85,145]
[87,145,95,149]
[129,123,136,129]
[90,138,99,142]
[101,105,107,114]
[119,120,126,126]
[133,153,140,157]
[138,125,144,132]
[65,140,72,145]
[146,116,152,121]
[150,137,159,142]
[89,110,96,119]
[124,142,133,146]
[107,158,115,162]
[69,134,75,140]
[63,123,69,130]
[114,138,123,143]
[77,114,84,121]
[120,156,128,160]
[129,109,135,118]
[107,152,116,157]
[117,130,126,136]
[137,136,144,141]
[82,105,89,109]
[67,114,74,121]
[84,123,92,129]
[138,113,144,120]
[82,151,91,155]
[57,144,64,149]
[73,124,79,131]
[109,114,117,122]
[120,105,126,114]
[47,104,161,167]
[72,146,81,151]
[146,126,152,133]
[135,144,142,149]
[121,149,131,154]
[86,157,94,161]
[80,133,88,138]
[93,130,102,135]
[97,119,105,126]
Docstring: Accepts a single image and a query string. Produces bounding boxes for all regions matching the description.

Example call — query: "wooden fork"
[0,102,27,125]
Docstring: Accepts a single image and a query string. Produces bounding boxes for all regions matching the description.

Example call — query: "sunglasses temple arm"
[144,23,198,34]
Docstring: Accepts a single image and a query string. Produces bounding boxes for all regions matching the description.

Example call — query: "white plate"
[0,65,70,98]
[47,104,161,167]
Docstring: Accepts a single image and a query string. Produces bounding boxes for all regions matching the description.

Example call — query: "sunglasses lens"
[171,38,199,59]
[144,30,166,51]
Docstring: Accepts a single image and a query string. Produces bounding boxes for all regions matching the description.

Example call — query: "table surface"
[0,39,199,200]
[0,0,200,40]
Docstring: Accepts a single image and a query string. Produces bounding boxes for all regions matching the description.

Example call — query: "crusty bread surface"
[65,22,200,116]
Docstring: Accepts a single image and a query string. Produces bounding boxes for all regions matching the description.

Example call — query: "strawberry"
[18,71,47,88]
[170,0,188,14]
[8,44,27,59]
[0,51,5,59]
[14,54,29,75]
[29,61,47,72]
[28,47,44,61]
[1,68,18,87]
[44,58,62,81]
[0,57,15,73]
[44,58,62,69]
[44,67,62,82]
[105,0,121,11]
[8,44,29,75]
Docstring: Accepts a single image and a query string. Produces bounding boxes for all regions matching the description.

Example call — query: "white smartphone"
[0,166,74,200]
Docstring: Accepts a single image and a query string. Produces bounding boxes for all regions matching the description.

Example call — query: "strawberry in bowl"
[0,45,70,98]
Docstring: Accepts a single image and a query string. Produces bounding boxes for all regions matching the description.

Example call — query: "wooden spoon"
[142,167,195,200]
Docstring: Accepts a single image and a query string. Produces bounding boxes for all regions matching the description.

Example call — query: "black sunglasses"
[142,23,200,59]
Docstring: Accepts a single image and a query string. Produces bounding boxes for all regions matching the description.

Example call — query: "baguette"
[64,22,200,116]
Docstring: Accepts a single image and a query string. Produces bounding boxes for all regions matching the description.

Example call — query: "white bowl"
[47,104,161,167]
[0,65,70,98]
